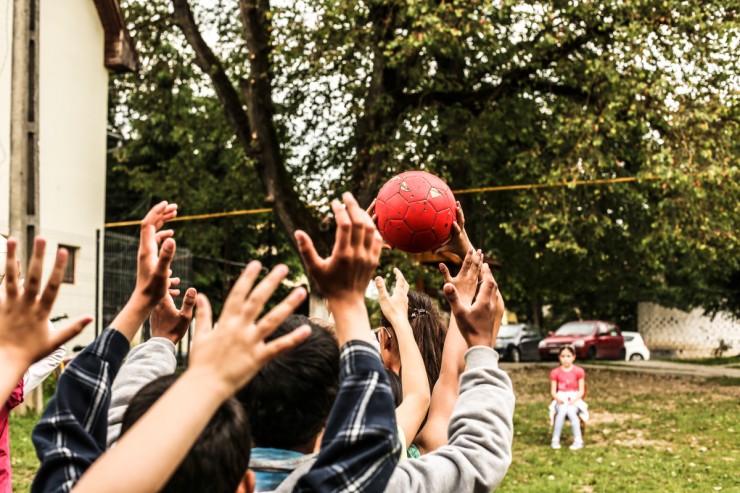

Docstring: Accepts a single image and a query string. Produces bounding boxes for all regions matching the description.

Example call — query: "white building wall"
[0,0,13,234]
[37,0,109,349]
[638,302,740,359]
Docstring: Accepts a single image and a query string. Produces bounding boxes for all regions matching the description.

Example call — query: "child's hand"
[434,201,474,260]
[133,201,178,309]
[443,264,503,348]
[190,261,311,395]
[438,248,484,306]
[374,268,409,326]
[295,192,382,304]
[0,238,92,370]
[150,285,197,345]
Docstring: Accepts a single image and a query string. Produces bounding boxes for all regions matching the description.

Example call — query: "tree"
[112,0,739,319]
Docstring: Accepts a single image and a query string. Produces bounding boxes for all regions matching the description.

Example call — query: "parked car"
[622,331,651,360]
[494,323,544,362]
[538,321,625,361]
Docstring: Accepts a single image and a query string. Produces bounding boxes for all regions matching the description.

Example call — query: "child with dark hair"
[549,345,587,450]
[121,375,253,493]
[374,269,431,459]
[238,315,340,491]
[377,290,446,393]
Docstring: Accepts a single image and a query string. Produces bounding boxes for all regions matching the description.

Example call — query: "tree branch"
[170,0,253,151]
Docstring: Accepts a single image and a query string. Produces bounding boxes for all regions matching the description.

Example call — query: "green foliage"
[111,0,739,320]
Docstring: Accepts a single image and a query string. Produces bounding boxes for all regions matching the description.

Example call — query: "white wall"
[638,302,740,359]
[0,0,13,234]
[37,0,108,349]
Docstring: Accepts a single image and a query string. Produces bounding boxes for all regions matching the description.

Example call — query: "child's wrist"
[0,347,31,377]
[183,365,234,403]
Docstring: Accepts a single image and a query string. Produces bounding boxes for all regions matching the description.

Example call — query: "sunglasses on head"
[372,326,393,342]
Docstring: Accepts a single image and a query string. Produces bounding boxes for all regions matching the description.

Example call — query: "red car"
[538,321,625,361]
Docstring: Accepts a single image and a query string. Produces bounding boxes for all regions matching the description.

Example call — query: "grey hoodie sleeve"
[274,346,515,493]
[385,346,515,493]
[106,338,177,447]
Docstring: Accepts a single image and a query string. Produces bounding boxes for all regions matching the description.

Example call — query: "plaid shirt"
[295,341,400,493]
[31,328,130,493]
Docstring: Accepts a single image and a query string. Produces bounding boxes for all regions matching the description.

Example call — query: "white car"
[622,331,650,360]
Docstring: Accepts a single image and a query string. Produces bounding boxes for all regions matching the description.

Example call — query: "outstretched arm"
[294,192,400,492]
[376,268,430,448]
[31,202,178,493]
[73,262,310,493]
[414,248,485,453]
[0,238,92,406]
[387,263,513,492]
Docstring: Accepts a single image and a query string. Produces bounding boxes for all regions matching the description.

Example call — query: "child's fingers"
[193,294,213,342]
[154,204,178,231]
[456,201,465,227]
[240,264,289,322]
[22,237,47,303]
[393,268,409,297]
[48,316,92,353]
[374,277,389,301]
[443,283,465,317]
[222,261,262,318]
[331,199,352,252]
[39,248,68,313]
[140,201,167,245]
[366,198,376,216]
[169,277,181,288]
[294,231,323,273]
[438,263,453,284]
[474,264,496,308]
[168,289,181,297]
[155,238,176,278]
[261,324,312,362]
[155,230,175,245]
[3,238,19,299]
[460,248,475,274]
[179,288,197,317]
[254,287,306,338]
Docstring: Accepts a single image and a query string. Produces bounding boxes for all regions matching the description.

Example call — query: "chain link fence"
[102,231,193,363]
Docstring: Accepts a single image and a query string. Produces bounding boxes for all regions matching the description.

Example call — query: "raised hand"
[438,248,484,306]
[110,202,178,341]
[135,202,178,308]
[0,238,92,403]
[190,261,311,393]
[295,192,381,345]
[434,201,474,260]
[375,268,410,325]
[295,192,382,302]
[150,284,197,345]
[443,264,504,348]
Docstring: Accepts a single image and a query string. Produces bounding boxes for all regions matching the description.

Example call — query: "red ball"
[375,171,457,253]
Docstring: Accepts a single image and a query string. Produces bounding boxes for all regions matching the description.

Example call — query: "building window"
[59,245,78,284]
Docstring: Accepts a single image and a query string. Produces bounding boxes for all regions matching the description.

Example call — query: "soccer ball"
[374,171,457,253]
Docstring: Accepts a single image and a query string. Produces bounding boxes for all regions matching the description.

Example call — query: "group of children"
[1,193,516,492]
[1,191,587,492]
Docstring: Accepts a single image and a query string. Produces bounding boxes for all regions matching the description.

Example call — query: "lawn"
[8,366,740,492]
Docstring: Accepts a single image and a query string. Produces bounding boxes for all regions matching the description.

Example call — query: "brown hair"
[381,290,446,391]
[559,345,576,357]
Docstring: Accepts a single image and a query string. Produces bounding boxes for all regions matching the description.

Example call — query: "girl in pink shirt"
[549,345,585,450]
[0,379,24,493]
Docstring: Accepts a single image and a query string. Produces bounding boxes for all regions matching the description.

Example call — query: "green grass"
[499,366,740,492]
[9,412,40,492]
[8,367,740,492]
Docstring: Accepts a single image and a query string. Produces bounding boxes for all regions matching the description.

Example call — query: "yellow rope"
[104,175,659,228]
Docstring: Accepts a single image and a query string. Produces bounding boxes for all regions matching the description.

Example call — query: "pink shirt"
[0,379,24,493]
[550,365,585,392]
